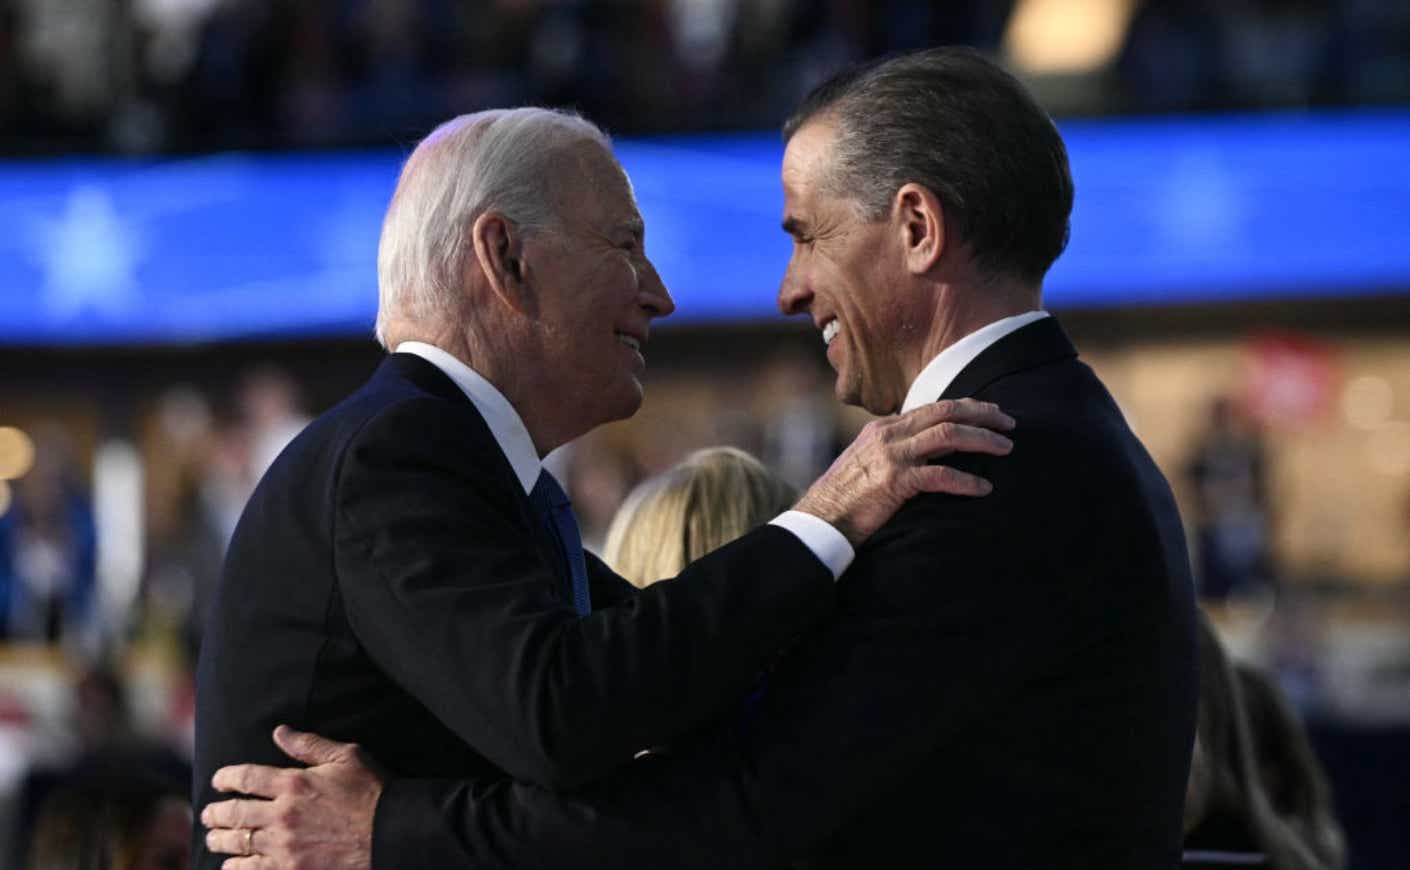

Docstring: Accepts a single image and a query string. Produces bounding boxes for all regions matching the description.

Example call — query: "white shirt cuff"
[768,511,855,581]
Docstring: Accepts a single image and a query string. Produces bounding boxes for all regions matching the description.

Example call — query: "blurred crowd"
[0,367,311,866]
[1,0,1409,156]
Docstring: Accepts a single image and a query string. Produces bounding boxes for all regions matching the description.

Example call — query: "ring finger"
[206,826,264,858]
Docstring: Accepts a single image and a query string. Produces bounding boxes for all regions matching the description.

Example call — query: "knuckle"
[895,438,916,463]
[277,770,306,796]
[276,805,301,828]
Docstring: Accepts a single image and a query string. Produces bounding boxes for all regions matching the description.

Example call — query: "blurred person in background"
[194,365,311,556]
[142,387,228,659]
[6,0,1410,157]
[193,104,1012,867]
[603,446,796,588]
[26,766,189,870]
[1237,662,1346,869]
[758,349,845,493]
[0,425,96,644]
[1182,613,1344,869]
[205,48,1196,870]
[1184,395,1275,602]
[196,414,254,551]
[238,366,310,485]
[12,662,191,868]
[604,445,797,758]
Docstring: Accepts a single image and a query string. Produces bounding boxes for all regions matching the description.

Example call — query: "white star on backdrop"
[32,185,145,320]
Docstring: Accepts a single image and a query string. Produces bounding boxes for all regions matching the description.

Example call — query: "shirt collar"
[900,310,1050,414]
[395,341,541,494]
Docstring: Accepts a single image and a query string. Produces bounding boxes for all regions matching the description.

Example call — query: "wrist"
[794,493,860,547]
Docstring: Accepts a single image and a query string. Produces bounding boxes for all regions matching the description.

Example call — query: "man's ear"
[892,183,946,275]
[470,211,535,317]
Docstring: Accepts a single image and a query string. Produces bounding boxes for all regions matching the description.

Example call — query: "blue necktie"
[530,470,592,616]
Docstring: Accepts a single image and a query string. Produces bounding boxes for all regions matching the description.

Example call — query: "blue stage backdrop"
[1,111,1407,345]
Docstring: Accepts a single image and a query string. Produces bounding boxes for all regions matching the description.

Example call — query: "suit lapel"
[376,354,568,591]
[377,355,523,504]
[938,316,1079,402]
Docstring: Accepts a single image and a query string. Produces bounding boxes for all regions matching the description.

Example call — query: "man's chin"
[834,376,869,411]
[610,380,646,421]
[570,383,643,441]
[837,379,899,416]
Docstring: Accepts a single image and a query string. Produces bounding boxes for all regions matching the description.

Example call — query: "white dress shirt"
[900,310,1050,414]
[395,341,854,579]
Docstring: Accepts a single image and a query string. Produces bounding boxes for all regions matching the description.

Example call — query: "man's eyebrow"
[781,216,808,236]
[621,217,645,240]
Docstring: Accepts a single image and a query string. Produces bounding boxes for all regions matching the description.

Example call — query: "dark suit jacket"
[373,317,1199,869]
[191,353,834,868]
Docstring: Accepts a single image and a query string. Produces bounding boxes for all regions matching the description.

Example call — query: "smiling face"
[777,118,920,415]
[522,142,675,435]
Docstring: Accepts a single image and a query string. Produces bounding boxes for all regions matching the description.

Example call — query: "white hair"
[374,108,612,348]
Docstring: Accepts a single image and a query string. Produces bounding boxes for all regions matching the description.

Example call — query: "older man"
[192,105,1015,868]
[207,48,1198,868]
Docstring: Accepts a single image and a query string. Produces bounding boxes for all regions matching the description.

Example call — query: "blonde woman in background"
[603,447,797,589]
[1182,612,1346,870]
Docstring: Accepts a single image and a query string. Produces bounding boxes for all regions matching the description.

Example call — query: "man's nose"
[640,262,675,319]
[777,269,811,316]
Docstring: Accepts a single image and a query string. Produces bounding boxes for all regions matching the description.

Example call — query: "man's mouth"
[615,332,642,352]
[821,318,839,347]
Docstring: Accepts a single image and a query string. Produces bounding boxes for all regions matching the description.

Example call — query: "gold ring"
[245,828,255,855]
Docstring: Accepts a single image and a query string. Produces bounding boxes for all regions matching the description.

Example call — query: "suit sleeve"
[585,551,638,609]
[369,473,1086,868]
[334,397,833,791]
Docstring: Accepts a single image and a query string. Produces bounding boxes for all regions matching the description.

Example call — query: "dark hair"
[1237,663,1346,869]
[783,46,1073,285]
[28,766,189,870]
[1189,613,1343,870]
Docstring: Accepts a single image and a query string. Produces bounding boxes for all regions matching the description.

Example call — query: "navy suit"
[373,317,1199,869]
[192,353,834,868]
